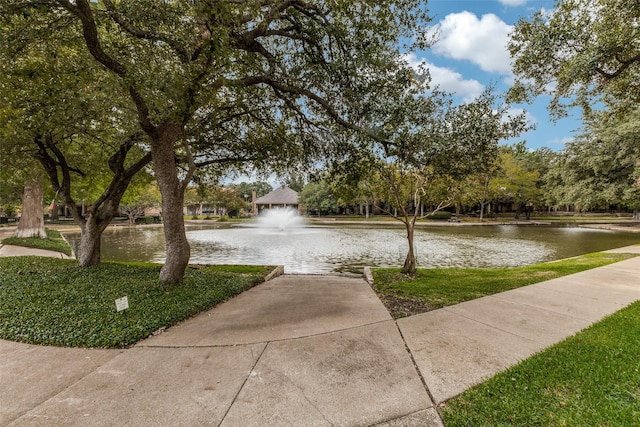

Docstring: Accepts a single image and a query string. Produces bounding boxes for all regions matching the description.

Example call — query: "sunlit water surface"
[65,222,640,274]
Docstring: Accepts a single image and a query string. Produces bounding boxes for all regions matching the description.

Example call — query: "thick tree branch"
[594,51,640,81]
[238,75,389,145]
[32,133,86,226]
[56,0,156,135]
[92,150,152,211]
[108,131,145,174]
[102,0,190,63]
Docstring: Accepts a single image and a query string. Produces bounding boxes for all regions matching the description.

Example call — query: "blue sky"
[410,0,580,150]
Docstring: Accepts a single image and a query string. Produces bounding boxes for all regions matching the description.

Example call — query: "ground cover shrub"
[0,258,273,348]
[425,211,453,220]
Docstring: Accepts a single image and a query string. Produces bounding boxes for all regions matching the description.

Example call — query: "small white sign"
[115,296,129,312]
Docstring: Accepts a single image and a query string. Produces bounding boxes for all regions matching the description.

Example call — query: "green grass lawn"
[372,252,637,317]
[2,228,73,256]
[441,300,640,426]
[0,257,274,348]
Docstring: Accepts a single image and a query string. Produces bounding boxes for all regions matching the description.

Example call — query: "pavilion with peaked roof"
[253,186,300,212]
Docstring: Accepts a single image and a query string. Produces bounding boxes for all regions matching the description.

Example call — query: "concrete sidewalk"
[2,246,640,426]
[398,246,640,405]
[0,244,72,259]
[0,226,73,260]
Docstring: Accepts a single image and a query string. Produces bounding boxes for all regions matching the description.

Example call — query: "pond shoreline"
[3,217,640,235]
[307,217,640,231]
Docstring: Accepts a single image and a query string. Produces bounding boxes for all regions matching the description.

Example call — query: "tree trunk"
[479,201,485,222]
[77,214,111,265]
[14,177,46,238]
[634,208,640,220]
[401,221,417,274]
[151,125,190,284]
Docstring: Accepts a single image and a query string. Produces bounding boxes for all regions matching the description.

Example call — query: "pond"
[65,222,640,274]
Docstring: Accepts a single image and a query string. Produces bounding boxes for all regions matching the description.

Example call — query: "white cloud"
[431,12,513,75]
[545,136,574,147]
[499,0,528,6]
[403,53,485,102]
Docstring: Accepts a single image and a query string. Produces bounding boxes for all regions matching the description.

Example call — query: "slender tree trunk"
[401,220,417,274]
[14,177,46,238]
[151,125,190,284]
[479,176,489,223]
[634,208,640,220]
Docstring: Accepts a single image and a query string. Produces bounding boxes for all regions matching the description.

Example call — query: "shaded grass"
[372,252,637,316]
[441,300,640,426]
[2,228,72,256]
[0,257,273,348]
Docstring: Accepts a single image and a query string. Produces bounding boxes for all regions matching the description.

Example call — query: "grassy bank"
[441,300,640,426]
[1,228,72,256]
[0,258,273,348]
[372,252,637,318]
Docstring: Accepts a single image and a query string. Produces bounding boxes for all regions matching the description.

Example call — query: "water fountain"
[256,207,305,231]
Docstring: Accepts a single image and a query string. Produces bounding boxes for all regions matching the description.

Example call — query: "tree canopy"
[509,0,640,118]
[0,5,152,264]
[544,109,640,215]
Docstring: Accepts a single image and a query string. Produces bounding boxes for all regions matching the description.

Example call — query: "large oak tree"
[544,109,640,217]
[0,9,151,264]
[509,0,640,118]
[6,0,428,283]
[509,0,640,217]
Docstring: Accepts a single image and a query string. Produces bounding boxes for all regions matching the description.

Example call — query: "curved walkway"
[0,244,72,259]
[1,246,640,426]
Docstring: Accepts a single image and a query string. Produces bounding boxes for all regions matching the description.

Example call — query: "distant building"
[253,186,300,212]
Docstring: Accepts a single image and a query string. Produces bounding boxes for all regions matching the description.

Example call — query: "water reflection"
[65,224,640,274]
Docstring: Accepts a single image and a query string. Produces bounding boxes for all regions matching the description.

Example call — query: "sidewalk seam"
[393,321,444,426]
[217,342,269,427]
[138,318,393,349]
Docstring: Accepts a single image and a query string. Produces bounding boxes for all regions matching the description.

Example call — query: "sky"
[412,0,580,151]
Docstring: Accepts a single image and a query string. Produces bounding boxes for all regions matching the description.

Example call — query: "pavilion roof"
[254,186,299,205]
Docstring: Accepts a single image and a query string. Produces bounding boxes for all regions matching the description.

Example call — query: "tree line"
[301,132,640,221]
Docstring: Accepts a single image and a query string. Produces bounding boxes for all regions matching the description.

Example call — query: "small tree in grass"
[344,85,528,274]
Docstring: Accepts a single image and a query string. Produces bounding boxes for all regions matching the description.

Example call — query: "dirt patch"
[375,291,437,319]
